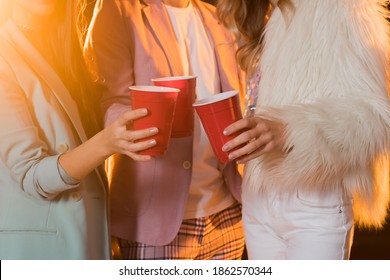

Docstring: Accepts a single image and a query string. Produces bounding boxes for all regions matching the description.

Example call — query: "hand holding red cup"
[193,90,243,162]
[130,85,179,156]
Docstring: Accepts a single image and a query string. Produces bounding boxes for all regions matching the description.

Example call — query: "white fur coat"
[245,0,390,228]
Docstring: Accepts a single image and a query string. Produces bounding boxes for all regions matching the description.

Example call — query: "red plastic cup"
[130,85,179,156]
[152,76,197,138]
[193,90,243,162]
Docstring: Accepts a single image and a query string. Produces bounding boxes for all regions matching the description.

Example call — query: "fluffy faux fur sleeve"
[247,0,390,227]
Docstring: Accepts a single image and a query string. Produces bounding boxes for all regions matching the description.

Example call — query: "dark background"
[84,0,390,260]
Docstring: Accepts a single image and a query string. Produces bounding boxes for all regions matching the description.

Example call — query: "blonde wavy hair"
[217,0,294,77]
[0,0,100,137]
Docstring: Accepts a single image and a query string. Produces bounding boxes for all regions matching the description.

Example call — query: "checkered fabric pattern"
[117,202,245,260]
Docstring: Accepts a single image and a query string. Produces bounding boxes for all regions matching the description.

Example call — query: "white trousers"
[242,187,354,260]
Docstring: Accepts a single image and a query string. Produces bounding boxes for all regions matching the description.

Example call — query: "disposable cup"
[130,85,179,155]
[152,76,197,137]
[193,90,243,162]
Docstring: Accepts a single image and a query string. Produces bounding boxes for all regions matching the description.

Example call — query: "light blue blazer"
[0,20,110,259]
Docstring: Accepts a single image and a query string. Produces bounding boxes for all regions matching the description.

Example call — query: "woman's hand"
[100,108,158,161]
[59,108,158,181]
[222,116,286,163]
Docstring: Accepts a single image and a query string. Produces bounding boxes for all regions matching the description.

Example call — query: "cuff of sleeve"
[57,157,80,185]
[23,155,80,199]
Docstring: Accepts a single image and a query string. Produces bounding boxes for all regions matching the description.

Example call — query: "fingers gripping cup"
[129,86,179,156]
[193,90,243,162]
[152,76,197,138]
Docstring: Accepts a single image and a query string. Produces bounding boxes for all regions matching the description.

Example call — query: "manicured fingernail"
[223,129,229,135]
[141,108,148,114]
[222,144,229,152]
[148,139,156,145]
[149,127,158,133]
[228,153,236,160]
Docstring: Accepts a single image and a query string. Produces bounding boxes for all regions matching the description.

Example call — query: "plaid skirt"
[115,202,245,260]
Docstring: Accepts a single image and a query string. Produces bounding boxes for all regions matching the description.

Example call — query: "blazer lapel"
[1,20,88,142]
[142,0,184,75]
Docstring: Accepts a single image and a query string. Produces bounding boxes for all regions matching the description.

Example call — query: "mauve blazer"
[85,0,244,245]
[0,20,110,259]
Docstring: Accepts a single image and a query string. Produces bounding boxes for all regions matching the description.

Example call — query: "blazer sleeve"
[84,0,134,126]
[0,55,80,200]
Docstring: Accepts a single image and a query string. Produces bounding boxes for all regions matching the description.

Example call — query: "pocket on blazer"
[0,228,57,235]
[0,190,53,230]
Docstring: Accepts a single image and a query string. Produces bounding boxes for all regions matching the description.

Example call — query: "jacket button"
[70,191,82,202]
[57,143,69,154]
[182,161,192,170]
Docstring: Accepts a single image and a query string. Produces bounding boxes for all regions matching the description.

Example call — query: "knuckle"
[127,132,135,142]
[252,140,262,150]
[243,130,256,141]
[122,142,131,150]
[267,141,275,150]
